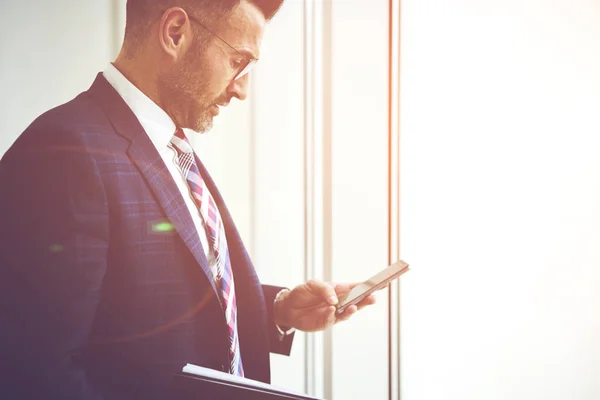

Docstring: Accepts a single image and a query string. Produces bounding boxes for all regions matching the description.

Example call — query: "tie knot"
[170,128,193,154]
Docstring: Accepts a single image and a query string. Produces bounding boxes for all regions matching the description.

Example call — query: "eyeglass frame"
[183,12,258,81]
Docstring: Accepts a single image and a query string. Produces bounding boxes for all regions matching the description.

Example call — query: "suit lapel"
[86,73,220,299]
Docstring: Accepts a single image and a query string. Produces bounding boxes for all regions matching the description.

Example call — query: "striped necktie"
[169,128,244,377]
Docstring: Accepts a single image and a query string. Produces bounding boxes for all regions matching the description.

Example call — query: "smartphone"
[335,260,410,314]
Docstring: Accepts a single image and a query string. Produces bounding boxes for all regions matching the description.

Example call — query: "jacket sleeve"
[261,285,295,356]
[0,128,109,399]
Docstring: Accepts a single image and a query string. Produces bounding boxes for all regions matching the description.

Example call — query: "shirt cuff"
[274,288,296,340]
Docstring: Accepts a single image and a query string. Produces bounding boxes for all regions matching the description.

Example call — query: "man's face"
[157,1,266,133]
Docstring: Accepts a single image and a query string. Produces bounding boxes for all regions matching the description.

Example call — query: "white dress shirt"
[103,63,219,278]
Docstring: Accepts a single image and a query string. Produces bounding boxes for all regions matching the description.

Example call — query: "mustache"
[213,97,231,107]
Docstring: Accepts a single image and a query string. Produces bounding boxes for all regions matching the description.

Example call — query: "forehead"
[218,0,266,59]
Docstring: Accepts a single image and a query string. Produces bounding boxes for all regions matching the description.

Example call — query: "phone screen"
[335,260,409,314]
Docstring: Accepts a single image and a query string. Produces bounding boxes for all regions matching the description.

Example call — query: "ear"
[158,8,192,61]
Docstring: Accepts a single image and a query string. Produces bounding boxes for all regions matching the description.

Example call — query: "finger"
[312,304,336,314]
[335,305,358,323]
[307,279,339,305]
[355,294,377,310]
[333,282,360,295]
[323,306,337,328]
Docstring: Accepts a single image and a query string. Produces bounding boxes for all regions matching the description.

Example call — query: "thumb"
[306,279,338,305]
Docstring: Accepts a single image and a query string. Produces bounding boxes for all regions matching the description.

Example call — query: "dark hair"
[123,0,284,55]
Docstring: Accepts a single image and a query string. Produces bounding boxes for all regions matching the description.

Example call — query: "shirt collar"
[102,63,177,151]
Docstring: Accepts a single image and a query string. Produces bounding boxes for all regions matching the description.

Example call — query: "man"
[0,1,375,399]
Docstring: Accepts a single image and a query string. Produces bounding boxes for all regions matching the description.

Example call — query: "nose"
[227,74,249,101]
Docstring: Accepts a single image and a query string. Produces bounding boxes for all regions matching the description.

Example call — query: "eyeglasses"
[186,13,258,81]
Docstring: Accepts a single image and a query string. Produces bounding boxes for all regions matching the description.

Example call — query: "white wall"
[0,0,116,155]
[400,1,600,399]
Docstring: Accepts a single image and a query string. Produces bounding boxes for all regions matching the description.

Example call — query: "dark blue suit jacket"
[0,74,293,399]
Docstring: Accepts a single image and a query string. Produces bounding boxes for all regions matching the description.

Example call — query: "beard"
[157,52,219,133]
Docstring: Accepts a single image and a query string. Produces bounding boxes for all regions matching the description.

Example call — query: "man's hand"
[274,280,377,332]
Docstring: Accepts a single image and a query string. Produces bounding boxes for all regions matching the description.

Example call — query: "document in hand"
[176,363,322,400]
